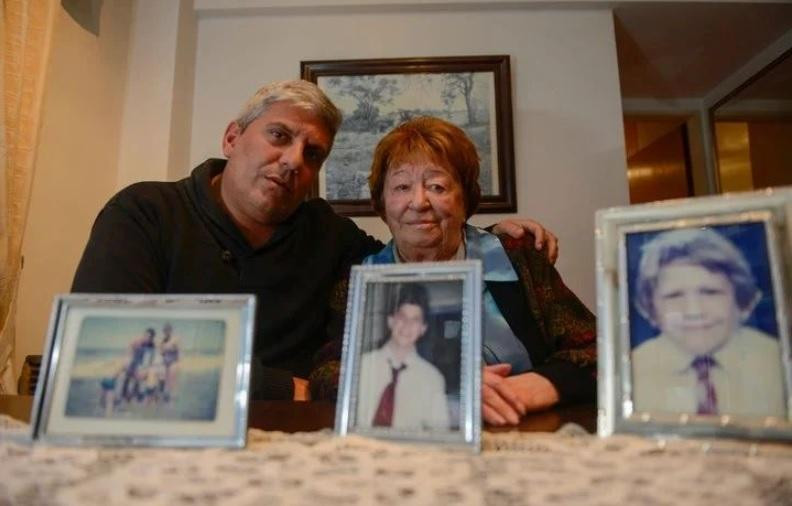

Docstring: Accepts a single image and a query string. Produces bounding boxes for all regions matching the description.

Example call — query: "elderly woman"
[631,227,785,417]
[352,116,596,426]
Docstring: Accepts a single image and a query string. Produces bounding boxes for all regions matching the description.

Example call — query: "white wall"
[14,2,134,372]
[190,6,629,309]
[115,0,194,189]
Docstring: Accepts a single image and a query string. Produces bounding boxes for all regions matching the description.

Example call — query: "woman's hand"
[504,372,560,413]
[482,366,561,426]
[482,364,525,426]
[491,219,559,264]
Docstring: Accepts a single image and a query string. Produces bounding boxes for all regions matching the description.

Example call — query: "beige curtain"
[0,0,57,393]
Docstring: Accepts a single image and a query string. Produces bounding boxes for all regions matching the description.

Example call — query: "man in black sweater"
[72,80,556,400]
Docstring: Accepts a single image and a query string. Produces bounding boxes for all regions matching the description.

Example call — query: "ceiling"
[614,2,792,100]
[731,50,792,101]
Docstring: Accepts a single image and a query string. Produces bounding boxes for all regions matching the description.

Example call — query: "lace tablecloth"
[1,414,790,505]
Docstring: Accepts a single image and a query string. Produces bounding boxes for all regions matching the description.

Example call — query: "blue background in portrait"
[627,222,779,349]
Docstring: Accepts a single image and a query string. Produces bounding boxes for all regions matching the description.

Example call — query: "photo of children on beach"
[64,317,226,421]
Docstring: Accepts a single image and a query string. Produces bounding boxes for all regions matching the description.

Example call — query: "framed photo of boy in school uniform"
[596,188,792,441]
[335,261,482,450]
[31,294,256,448]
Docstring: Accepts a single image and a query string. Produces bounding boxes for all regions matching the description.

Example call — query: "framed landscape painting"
[301,55,516,216]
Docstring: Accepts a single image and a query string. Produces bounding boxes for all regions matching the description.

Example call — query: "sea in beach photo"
[63,317,226,421]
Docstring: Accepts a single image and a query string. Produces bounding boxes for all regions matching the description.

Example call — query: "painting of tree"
[441,73,477,126]
[326,76,398,132]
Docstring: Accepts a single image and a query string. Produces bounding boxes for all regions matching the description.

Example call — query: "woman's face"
[382,160,466,261]
[652,261,742,356]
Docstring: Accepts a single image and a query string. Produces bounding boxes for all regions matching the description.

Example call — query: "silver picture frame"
[31,294,256,448]
[596,188,792,441]
[335,261,482,450]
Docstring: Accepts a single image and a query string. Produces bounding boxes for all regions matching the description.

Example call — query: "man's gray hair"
[234,80,343,138]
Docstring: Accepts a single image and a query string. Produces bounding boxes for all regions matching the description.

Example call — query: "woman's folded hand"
[482,365,560,426]
[482,364,525,426]
[504,372,560,413]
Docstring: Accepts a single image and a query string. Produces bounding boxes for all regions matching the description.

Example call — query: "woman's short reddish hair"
[368,116,481,219]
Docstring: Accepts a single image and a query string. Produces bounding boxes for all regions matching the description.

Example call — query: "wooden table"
[1,395,596,433]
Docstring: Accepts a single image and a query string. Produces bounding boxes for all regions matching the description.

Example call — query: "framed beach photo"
[31,294,256,448]
[335,261,482,450]
[596,188,792,441]
[301,55,515,216]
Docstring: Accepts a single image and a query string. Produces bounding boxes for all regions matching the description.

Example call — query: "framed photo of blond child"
[596,188,792,441]
[335,261,482,449]
[31,294,256,447]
